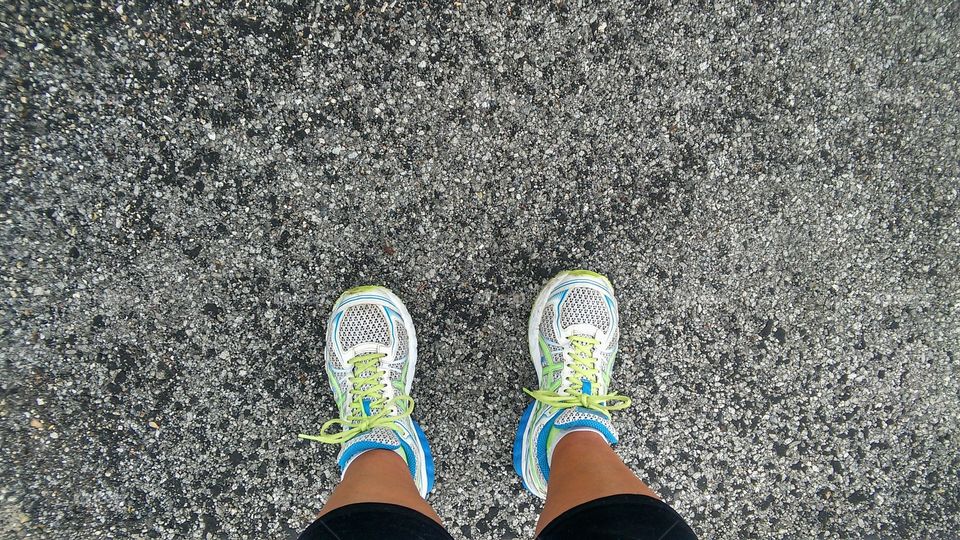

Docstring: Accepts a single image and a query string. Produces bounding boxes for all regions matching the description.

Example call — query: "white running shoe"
[299,286,435,498]
[513,270,632,498]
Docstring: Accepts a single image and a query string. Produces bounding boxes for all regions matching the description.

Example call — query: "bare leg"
[317,449,442,524]
[536,431,659,535]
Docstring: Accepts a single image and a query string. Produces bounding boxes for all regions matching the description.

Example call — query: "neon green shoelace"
[524,335,631,416]
[298,352,413,444]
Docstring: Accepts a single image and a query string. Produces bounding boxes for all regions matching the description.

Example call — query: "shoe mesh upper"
[603,330,619,362]
[558,287,612,332]
[341,427,400,450]
[555,406,616,428]
[338,304,390,350]
[540,307,559,343]
[395,323,408,361]
[538,309,564,385]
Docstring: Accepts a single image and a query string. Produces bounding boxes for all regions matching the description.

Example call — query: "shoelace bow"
[524,335,631,416]
[298,352,414,444]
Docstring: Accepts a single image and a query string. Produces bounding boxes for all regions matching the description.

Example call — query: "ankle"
[321,448,440,523]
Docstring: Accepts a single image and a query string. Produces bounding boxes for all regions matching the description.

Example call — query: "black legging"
[299,494,697,539]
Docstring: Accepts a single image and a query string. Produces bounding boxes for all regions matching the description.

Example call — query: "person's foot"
[514,270,632,498]
[299,286,435,498]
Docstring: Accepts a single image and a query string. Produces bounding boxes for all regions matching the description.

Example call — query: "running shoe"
[513,270,632,498]
[299,286,435,498]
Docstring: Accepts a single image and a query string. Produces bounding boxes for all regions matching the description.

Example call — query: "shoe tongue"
[560,329,601,396]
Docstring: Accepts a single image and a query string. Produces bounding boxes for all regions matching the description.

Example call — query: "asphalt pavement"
[2,1,958,538]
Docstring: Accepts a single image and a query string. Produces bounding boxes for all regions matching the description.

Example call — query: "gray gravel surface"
[2,1,959,539]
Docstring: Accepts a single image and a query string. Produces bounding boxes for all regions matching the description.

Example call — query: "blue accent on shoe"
[412,420,435,494]
[535,410,561,484]
[332,311,344,355]
[582,379,592,395]
[337,439,400,472]
[513,402,536,489]
[384,305,397,338]
[361,398,372,416]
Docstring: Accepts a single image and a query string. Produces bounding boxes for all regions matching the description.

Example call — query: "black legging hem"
[299,494,697,539]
